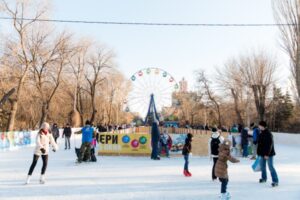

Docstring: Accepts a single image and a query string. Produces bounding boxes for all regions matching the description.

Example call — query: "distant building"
[179,77,188,93]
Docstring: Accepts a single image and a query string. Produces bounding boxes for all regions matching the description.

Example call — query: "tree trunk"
[231,89,244,125]
[296,11,300,103]
[77,88,84,126]
[90,94,97,124]
[39,102,49,127]
[7,100,18,131]
[0,88,15,109]
[216,104,222,128]
[7,76,27,131]
[252,85,266,121]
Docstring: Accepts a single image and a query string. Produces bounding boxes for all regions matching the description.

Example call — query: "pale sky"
[0,0,291,92]
[46,0,290,91]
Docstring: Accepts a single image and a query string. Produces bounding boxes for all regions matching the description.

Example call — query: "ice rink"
[1,133,300,200]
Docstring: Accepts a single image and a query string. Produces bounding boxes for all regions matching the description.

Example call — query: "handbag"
[251,156,261,172]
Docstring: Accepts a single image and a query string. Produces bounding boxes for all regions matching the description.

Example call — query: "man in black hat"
[257,121,279,187]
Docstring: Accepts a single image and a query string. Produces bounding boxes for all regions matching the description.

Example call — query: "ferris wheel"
[124,68,179,120]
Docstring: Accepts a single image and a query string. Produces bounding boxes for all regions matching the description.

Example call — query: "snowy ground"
[1,133,300,200]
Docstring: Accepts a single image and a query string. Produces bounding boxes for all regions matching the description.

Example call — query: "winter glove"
[40,148,46,154]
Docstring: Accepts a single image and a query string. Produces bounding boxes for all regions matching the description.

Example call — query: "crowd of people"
[203,120,279,199]
[23,119,279,200]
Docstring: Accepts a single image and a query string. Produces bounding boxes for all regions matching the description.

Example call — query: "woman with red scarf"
[25,122,58,184]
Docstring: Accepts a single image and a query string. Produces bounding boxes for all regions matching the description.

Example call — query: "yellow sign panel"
[98,133,151,155]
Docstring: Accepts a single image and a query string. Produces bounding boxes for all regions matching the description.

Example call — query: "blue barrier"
[0,131,37,151]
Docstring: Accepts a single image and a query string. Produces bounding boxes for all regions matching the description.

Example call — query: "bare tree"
[239,51,277,121]
[29,31,72,126]
[216,59,245,125]
[67,39,91,127]
[273,0,300,103]
[0,0,48,131]
[85,47,114,124]
[197,71,222,127]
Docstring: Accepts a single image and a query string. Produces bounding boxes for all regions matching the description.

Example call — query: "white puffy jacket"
[34,130,59,156]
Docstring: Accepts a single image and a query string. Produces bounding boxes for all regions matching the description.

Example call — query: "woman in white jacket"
[26,122,58,184]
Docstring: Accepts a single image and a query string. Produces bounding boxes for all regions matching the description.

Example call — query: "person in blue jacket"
[75,120,95,163]
[250,123,260,160]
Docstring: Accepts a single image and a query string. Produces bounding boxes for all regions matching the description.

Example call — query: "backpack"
[210,136,221,155]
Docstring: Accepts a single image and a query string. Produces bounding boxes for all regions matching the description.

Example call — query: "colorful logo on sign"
[122,135,130,143]
[131,139,139,148]
[139,136,147,145]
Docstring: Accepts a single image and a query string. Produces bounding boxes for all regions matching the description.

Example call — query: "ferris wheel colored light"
[125,67,179,119]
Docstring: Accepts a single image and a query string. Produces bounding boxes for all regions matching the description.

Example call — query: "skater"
[151,120,160,160]
[75,120,95,163]
[250,123,259,160]
[215,139,240,200]
[62,123,72,150]
[25,122,58,184]
[182,133,193,177]
[257,121,279,187]
[159,130,170,158]
[51,123,60,143]
[208,127,224,181]
[90,132,97,162]
[241,127,249,158]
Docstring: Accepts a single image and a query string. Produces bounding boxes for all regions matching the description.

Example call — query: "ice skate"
[259,179,266,183]
[271,182,279,187]
[183,170,189,177]
[219,192,231,200]
[40,175,45,184]
[24,175,31,185]
[186,171,192,177]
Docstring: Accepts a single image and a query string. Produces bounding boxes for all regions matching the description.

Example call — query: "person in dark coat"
[51,123,60,143]
[151,120,160,160]
[241,127,249,157]
[257,121,279,187]
[62,123,72,150]
[182,133,193,177]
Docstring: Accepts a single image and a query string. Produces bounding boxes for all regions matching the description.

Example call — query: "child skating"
[182,133,193,177]
[215,139,239,199]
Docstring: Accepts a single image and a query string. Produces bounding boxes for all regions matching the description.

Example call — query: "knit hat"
[187,133,193,139]
[259,121,267,128]
[211,127,218,132]
[40,122,50,130]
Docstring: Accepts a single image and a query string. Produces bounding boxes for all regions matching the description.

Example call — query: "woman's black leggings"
[28,154,48,175]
